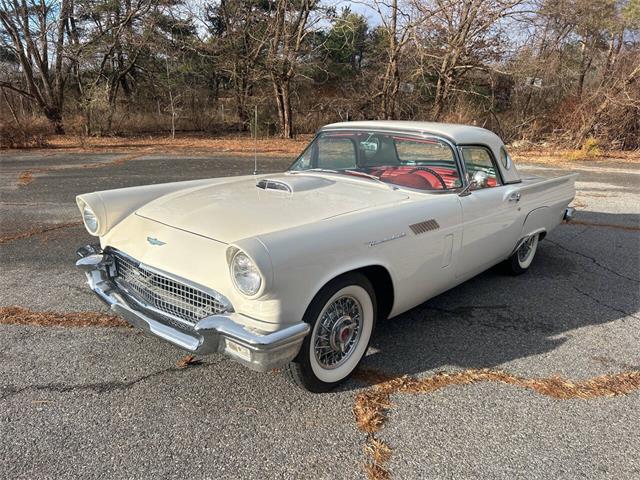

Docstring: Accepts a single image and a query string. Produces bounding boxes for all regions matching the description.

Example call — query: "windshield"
[289,130,462,191]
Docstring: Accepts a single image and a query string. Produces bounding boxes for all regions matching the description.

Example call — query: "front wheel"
[505,233,539,275]
[285,273,376,392]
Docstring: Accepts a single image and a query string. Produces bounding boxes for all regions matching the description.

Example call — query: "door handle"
[508,192,521,203]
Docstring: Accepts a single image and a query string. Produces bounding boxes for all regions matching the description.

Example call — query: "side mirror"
[472,171,489,188]
[459,171,489,197]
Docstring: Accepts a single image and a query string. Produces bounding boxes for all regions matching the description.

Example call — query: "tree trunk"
[44,107,65,134]
[282,81,293,138]
[272,76,293,138]
[234,79,249,131]
[380,0,399,120]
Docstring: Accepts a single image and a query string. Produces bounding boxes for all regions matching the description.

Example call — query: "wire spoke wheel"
[286,273,376,392]
[517,235,536,264]
[506,233,540,275]
[313,295,363,369]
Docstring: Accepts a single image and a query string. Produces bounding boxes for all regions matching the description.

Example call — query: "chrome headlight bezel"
[79,200,100,235]
[230,250,264,297]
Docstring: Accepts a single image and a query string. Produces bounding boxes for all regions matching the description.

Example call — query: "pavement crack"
[0,222,81,245]
[352,368,640,480]
[546,239,639,283]
[0,364,205,401]
[0,306,128,327]
[566,220,640,232]
[572,287,640,320]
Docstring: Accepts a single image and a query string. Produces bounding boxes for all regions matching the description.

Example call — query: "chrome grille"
[112,251,229,326]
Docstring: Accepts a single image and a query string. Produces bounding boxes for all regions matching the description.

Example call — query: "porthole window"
[500,147,512,170]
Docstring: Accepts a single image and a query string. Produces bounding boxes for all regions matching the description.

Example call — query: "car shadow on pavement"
[351,212,640,388]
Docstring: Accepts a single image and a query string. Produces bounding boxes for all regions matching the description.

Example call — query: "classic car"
[75,121,576,392]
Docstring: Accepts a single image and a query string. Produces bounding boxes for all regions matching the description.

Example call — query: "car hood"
[135,173,409,243]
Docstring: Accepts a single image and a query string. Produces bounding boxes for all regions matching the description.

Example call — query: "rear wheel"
[285,273,376,392]
[505,233,539,275]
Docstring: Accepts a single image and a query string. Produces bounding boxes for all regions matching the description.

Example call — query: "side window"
[394,138,462,189]
[500,146,512,170]
[461,146,502,189]
[316,137,357,169]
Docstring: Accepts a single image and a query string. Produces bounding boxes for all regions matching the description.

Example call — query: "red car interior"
[322,133,499,191]
[366,166,464,190]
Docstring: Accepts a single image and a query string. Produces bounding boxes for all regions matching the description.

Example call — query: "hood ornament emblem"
[147,237,166,246]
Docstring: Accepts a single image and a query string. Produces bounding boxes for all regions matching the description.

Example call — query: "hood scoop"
[255,175,334,193]
[256,178,292,193]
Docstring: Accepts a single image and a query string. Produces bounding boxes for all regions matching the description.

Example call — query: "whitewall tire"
[506,233,539,275]
[286,273,376,392]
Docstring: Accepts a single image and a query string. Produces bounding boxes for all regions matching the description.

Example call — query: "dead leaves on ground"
[353,368,640,480]
[176,354,202,369]
[0,305,128,327]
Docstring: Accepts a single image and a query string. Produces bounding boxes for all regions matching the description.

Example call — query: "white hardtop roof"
[320,120,503,146]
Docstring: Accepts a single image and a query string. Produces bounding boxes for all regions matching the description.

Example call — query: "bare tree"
[0,0,72,132]
[206,0,269,129]
[265,0,319,138]
[412,0,525,120]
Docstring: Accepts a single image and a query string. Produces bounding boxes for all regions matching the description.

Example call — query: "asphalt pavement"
[1,149,638,479]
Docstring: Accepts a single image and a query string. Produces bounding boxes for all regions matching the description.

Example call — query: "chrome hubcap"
[518,236,536,263]
[314,295,362,369]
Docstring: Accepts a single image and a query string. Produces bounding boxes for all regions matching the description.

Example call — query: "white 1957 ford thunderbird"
[76,121,576,392]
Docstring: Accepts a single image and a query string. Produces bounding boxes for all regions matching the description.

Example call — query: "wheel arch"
[306,264,395,323]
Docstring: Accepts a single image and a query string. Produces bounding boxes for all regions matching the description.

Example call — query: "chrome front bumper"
[75,245,309,372]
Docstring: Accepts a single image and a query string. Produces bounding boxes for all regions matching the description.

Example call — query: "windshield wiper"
[344,170,393,188]
[289,168,340,174]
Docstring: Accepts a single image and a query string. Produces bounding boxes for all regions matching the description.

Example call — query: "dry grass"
[37,133,310,156]
[0,221,81,244]
[363,437,392,480]
[510,147,640,166]
[0,118,50,149]
[0,306,128,327]
[353,367,640,479]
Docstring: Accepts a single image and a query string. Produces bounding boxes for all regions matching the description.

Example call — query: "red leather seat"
[382,172,433,190]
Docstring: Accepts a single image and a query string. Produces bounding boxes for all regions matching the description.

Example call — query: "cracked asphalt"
[1,149,639,479]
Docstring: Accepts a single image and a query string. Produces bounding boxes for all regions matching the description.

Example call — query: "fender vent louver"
[256,179,292,193]
[410,219,440,235]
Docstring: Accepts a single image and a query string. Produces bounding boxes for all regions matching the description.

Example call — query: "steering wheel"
[406,167,448,190]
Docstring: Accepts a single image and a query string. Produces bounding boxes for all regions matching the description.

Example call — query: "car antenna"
[253,105,258,175]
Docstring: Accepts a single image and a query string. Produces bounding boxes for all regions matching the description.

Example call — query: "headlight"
[231,251,262,296]
[81,202,99,234]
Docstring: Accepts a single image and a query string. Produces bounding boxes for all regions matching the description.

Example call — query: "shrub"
[0,117,50,148]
